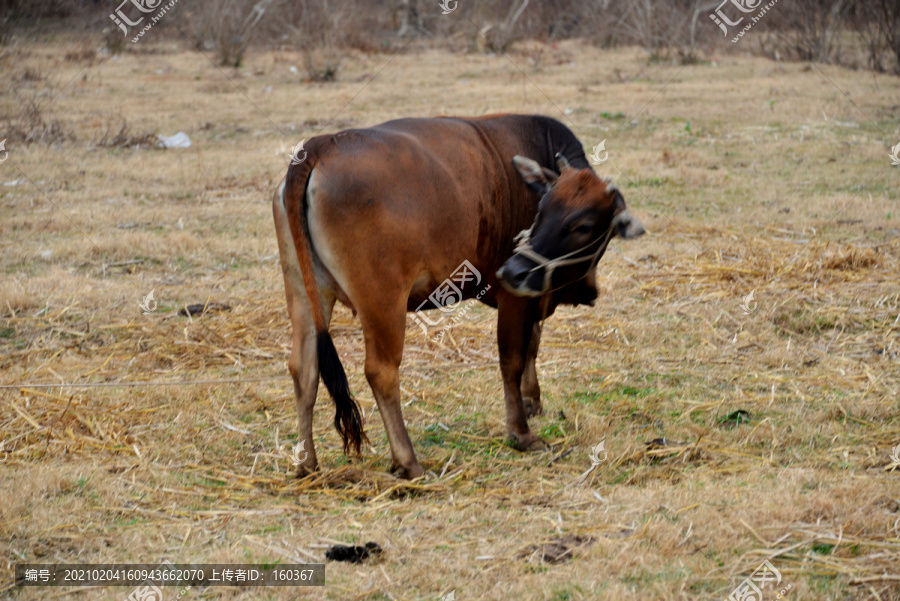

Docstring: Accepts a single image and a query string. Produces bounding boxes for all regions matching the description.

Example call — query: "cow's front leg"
[360,305,424,480]
[521,321,543,418]
[497,295,547,452]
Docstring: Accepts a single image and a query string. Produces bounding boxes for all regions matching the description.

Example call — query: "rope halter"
[510,218,616,296]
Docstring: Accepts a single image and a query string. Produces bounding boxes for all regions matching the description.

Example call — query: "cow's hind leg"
[358,302,423,479]
[497,295,547,452]
[521,322,543,418]
[284,283,336,477]
[275,180,337,477]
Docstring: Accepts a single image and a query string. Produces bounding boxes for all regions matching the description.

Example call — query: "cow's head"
[497,153,645,298]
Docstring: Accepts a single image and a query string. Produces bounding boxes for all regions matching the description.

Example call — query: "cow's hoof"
[294,464,318,479]
[523,397,543,418]
[391,462,425,480]
[513,435,549,453]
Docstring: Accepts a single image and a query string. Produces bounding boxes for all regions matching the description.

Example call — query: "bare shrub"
[574,0,719,62]
[624,0,678,56]
[289,0,351,81]
[767,0,854,63]
[851,0,900,74]
[93,114,158,149]
[622,0,718,62]
[3,66,73,144]
[2,90,73,145]
[383,0,450,41]
[191,0,279,67]
[476,0,530,53]
[396,0,423,38]
[686,1,727,58]
[875,0,900,73]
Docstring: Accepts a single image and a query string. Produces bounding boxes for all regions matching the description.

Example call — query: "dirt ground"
[1,35,899,601]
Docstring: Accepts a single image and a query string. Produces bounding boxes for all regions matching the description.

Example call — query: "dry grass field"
[1,35,900,601]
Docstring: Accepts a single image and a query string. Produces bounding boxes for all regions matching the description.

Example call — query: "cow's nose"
[499,265,528,288]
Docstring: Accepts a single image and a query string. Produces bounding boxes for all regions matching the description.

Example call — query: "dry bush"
[2,67,74,144]
[469,0,603,53]
[190,0,280,66]
[396,0,423,38]
[762,0,853,63]
[2,89,73,145]
[850,0,900,74]
[556,0,721,63]
[287,0,353,81]
[476,0,531,53]
[93,114,159,149]
[619,0,689,58]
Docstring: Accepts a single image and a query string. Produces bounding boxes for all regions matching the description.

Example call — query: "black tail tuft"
[316,331,368,455]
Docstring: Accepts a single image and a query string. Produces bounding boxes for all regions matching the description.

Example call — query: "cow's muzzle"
[496,256,543,297]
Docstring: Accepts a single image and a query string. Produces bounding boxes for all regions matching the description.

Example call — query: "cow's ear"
[610,188,646,239]
[513,155,557,195]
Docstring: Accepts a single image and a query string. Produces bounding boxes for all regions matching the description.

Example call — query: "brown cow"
[273,114,644,479]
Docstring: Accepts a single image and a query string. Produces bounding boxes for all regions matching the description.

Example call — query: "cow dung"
[325,541,382,563]
[179,302,231,317]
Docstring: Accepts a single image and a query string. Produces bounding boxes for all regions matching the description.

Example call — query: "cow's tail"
[281,155,367,456]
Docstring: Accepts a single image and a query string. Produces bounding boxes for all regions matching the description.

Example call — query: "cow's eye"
[573,223,593,235]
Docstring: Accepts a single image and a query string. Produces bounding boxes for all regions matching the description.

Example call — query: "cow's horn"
[555,153,571,172]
